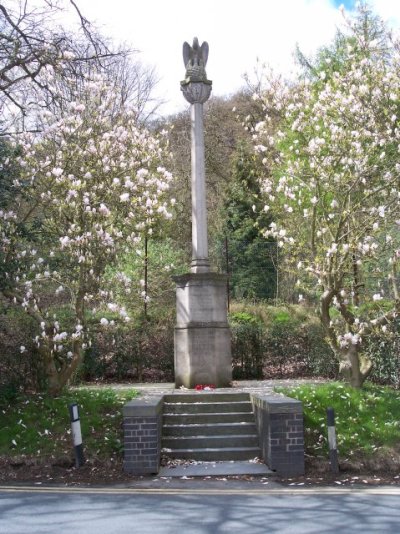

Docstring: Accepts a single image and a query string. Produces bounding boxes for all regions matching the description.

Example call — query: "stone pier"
[174,37,232,388]
[174,273,232,388]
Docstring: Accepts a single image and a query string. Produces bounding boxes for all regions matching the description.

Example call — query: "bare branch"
[0,0,135,130]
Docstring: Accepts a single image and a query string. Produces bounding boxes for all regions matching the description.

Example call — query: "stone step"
[163,401,253,414]
[164,447,261,461]
[163,422,257,437]
[159,461,273,478]
[162,434,259,450]
[163,392,250,403]
[163,412,255,425]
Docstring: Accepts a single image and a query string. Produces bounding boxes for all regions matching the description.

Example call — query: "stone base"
[174,324,232,388]
[173,272,232,388]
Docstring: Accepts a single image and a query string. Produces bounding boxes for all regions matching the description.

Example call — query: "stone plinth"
[174,272,232,388]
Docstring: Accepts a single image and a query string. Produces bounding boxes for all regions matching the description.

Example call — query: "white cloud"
[370,0,400,26]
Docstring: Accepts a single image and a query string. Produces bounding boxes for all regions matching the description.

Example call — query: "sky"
[66,0,400,116]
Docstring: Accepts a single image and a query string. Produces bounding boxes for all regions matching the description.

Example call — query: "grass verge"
[276,382,400,461]
[0,388,138,461]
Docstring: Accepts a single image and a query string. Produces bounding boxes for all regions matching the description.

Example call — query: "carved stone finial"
[181,37,212,104]
[181,37,211,85]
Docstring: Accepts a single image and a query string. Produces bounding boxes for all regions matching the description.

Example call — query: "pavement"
[76,378,327,396]
[1,479,400,494]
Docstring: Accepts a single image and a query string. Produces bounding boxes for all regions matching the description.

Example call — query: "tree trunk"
[41,342,84,396]
[42,350,62,396]
[338,345,372,388]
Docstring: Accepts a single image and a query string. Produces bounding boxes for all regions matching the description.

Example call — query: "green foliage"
[219,146,277,300]
[230,311,262,325]
[0,387,138,458]
[277,382,400,458]
[109,237,187,315]
[270,309,290,324]
[0,139,23,291]
[0,138,21,209]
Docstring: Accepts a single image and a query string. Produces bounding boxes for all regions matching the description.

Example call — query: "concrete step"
[161,392,262,463]
[164,447,261,461]
[158,461,273,477]
[163,422,257,437]
[163,401,253,414]
[162,434,259,450]
[163,393,250,403]
[163,412,255,425]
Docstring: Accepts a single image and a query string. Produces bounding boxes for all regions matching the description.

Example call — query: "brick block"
[142,423,158,430]
[122,396,163,476]
[290,434,302,441]
[251,393,305,477]
[287,444,304,452]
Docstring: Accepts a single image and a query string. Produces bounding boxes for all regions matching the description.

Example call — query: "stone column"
[182,80,212,272]
[173,38,232,388]
[190,101,209,272]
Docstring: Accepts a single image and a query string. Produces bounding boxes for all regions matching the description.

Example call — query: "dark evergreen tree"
[221,145,277,300]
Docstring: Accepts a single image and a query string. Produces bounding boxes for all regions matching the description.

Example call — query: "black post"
[327,407,339,474]
[69,403,85,468]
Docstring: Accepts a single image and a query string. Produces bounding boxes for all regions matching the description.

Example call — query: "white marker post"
[69,402,85,468]
[327,407,339,474]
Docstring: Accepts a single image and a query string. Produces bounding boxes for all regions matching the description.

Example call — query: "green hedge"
[0,305,45,404]
[230,303,338,380]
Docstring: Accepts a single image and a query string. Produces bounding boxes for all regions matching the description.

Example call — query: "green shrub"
[230,311,261,325]
[303,320,339,378]
[367,326,400,388]
[0,304,46,403]
[230,302,338,380]
[230,309,264,379]
[76,312,175,384]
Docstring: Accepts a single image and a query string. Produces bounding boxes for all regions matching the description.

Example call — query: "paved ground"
[75,378,327,396]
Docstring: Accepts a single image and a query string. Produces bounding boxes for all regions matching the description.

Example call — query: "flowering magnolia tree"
[252,6,400,387]
[1,76,174,394]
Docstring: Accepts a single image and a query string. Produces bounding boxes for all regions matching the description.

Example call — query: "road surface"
[1,486,399,533]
